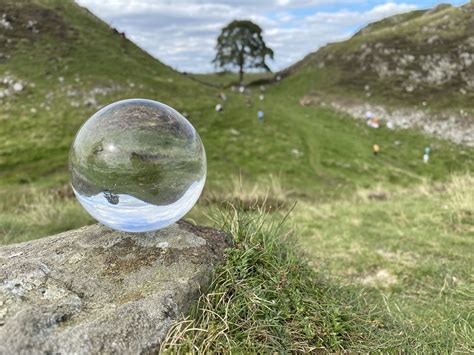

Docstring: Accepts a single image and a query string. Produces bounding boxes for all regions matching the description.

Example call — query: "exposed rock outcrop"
[0,221,230,354]
[286,2,474,100]
[300,93,474,147]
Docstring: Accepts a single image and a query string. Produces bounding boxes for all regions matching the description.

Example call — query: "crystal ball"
[69,99,206,232]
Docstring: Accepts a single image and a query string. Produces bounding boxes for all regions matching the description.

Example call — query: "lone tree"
[213,20,274,85]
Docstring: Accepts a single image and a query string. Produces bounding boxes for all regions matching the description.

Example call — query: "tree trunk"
[239,44,244,85]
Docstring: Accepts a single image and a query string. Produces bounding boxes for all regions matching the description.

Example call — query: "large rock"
[0,221,230,354]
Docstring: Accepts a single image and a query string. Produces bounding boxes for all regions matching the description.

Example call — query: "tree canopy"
[213,20,274,84]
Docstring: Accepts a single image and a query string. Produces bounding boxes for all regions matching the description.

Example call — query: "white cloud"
[305,2,417,26]
[367,2,418,17]
[75,0,422,72]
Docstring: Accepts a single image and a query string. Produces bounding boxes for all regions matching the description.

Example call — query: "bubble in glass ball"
[69,99,206,232]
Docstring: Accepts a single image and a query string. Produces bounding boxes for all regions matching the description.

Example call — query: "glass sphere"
[69,99,206,232]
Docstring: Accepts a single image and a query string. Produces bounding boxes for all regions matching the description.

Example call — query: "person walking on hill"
[373,144,380,156]
[423,153,430,163]
[423,146,431,163]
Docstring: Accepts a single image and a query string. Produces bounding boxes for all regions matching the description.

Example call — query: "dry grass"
[203,174,292,212]
[0,187,92,245]
[448,174,474,214]
[291,173,474,352]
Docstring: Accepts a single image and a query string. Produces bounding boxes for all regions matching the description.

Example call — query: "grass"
[0,185,93,245]
[187,71,273,88]
[292,174,474,352]
[0,0,473,351]
[160,205,396,352]
[163,174,473,352]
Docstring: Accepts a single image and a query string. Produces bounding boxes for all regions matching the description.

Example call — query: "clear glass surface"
[69,99,206,232]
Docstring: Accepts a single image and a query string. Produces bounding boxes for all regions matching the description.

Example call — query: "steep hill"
[283,2,474,109]
[0,0,210,185]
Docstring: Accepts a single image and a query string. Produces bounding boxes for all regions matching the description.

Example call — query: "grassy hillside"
[0,0,210,186]
[283,2,474,111]
[187,71,273,88]
[3,0,472,241]
[0,0,473,351]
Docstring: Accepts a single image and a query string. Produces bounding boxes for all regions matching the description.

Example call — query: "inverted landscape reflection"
[72,177,205,232]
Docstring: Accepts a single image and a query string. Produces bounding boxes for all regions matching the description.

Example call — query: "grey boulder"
[0,221,230,354]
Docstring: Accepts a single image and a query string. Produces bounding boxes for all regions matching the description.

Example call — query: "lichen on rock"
[0,221,230,354]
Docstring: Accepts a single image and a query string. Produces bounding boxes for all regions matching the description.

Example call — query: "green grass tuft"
[160,205,399,352]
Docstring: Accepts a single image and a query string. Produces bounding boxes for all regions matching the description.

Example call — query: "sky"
[75,0,467,73]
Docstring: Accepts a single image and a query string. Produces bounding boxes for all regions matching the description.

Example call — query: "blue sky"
[75,0,468,73]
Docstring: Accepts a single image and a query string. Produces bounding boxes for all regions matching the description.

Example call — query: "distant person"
[258,110,264,123]
[423,153,430,164]
[120,32,127,49]
[373,144,380,156]
[367,118,380,128]
[423,146,431,163]
[366,112,380,128]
